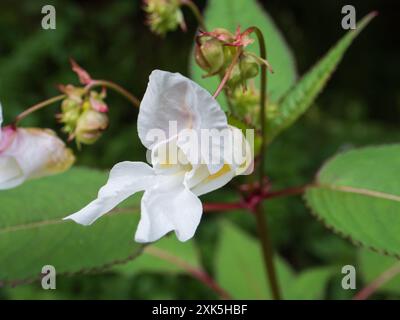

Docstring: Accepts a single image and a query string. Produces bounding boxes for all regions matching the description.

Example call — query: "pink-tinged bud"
[75,109,109,145]
[199,28,234,43]
[89,90,108,113]
[0,127,75,190]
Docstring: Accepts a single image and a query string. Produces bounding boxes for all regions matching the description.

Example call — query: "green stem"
[250,26,281,300]
[85,80,141,108]
[14,94,66,125]
[181,0,207,31]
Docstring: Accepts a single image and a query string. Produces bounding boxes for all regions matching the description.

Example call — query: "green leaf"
[266,13,376,143]
[0,168,143,285]
[285,267,333,300]
[215,221,333,299]
[190,0,297,110]
[215,221,294,299]
[114,236,201,275]
[305,144,400,257]
[359,249,400,296]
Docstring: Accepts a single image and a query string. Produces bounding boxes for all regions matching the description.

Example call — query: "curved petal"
[226,125,254,176]
[64,161,155,225]
[188,164,236,197]
[1,128,75,181]
[135,175,202,243]
[0,156,24,190]
[0,102,3,140]
[138,70,228,149]
[184,126,253,197]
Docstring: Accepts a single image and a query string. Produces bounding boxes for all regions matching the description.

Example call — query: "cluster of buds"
[58,85,109,146]
[231,83,261,125]
[195,27,272,90]
[58,61,109,147]
[144,0,186,36]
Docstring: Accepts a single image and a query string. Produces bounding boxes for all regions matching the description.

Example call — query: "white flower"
[64,70,253,243]
[0,103,75,189]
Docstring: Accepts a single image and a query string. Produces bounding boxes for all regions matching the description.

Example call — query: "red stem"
[145,246,231,299]
[203,185,308,213]
[353,262,400,300]
[263,185,309,200]
[203,202,244,212]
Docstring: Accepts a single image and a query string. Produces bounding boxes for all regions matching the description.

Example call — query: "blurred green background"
[0,0,399,299]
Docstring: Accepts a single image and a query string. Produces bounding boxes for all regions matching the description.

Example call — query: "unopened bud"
[75,110,109,145]
[195,38,225,74]
[239,54,259,80]
[231,86,260,122]
[144,0,185,36]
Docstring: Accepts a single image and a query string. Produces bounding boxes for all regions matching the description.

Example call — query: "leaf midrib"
[313,184,400,202]
[0,207,139,235]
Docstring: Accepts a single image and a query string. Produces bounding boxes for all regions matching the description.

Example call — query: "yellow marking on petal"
[205,164,231,182]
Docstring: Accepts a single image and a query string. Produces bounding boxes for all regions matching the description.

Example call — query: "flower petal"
[0,156,24,190]
[138,70,227,150]
[0,128,75,187]
[184,126,253,196]
[0,102,3,140]
[188,164,236,197]
[226,125,254,176]
[135,176,202,243]
[64,161,155,225]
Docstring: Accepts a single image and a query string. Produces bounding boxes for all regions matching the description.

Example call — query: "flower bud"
[239,54,259,80]
[75,109,109,145]
[0,126,75,190]
[195,38,225,74]
[144,0,185,36]
[231,86,260,122]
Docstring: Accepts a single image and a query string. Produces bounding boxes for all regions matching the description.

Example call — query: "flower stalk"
[250,26,282,300]
[84,80,141,108]
[181,0,207,31]
[14,80,140,126]
[14,94,66,125]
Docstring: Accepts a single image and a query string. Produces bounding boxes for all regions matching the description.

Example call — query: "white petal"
[189,164,235,197]
[138,70,228,149]
[0,156,24,190]
[226,126,254,176]
[64,162,155,225]
[0,102,3,140]
[1,128,75,181]
[135,176,202,243]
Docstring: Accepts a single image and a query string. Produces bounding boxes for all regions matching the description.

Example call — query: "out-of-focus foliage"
[215,221,333,299]
[359,249,400,296]
[0,168,143,284]
[0,0,400,299]
[265,13,375,143]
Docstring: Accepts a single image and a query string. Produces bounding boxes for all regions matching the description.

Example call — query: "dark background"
[0,0,399,299]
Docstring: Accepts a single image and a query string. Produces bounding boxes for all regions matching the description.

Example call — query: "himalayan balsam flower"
[0,103,75,189]
[64,70,253,243]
